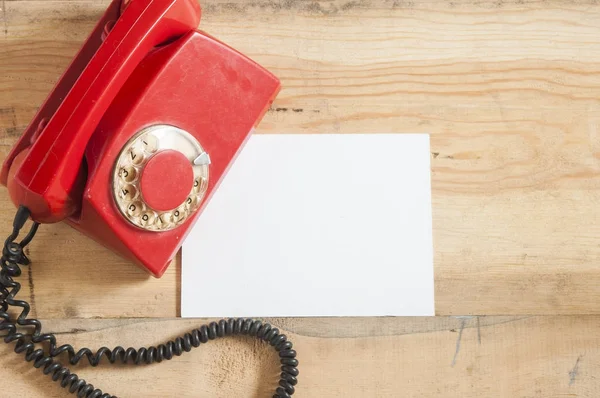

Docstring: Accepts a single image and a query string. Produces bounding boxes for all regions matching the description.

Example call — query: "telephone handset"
[0,1,298,397]
[2,0,280,277]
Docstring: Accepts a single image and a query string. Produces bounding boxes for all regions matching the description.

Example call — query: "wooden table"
[2,0,600,396]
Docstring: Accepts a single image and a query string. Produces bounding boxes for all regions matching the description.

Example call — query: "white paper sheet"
[182,134,434,318]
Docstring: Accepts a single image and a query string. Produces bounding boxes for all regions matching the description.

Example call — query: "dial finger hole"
[119,185,138,202]
[126,201,144,217]
[192,177,205,194]
[154,212,171,230]
[140,134,158,154]
[139,211,156,228]
[172,207,189,224]
[127,145,145,166]
[118,166,137,183]
[188,194,203,210]
[183,196,194,209]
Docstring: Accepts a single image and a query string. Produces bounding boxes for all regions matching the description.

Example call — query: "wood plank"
[2,0,600,318]
[2,2,600,396]
[1,316,600,397]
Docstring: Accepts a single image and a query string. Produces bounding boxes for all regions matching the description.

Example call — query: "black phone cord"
[0,206,298,398]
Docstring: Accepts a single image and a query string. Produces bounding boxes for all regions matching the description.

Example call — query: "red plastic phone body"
[3,0,203,223]
[2,0,280,276]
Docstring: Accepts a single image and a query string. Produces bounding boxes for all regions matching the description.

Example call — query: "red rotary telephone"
[1,0,280,277]
[0,1,297,397]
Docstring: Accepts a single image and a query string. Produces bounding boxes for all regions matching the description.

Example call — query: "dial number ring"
[112,125,210,231]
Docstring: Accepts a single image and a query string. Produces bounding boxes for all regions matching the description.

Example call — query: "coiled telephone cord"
[0,206,298,398]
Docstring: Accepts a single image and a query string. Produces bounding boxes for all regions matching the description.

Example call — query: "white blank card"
[182,134,434,317]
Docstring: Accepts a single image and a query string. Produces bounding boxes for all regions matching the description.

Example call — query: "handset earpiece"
[3,0,201,223]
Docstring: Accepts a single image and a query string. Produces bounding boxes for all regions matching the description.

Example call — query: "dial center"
[139,150,194,212]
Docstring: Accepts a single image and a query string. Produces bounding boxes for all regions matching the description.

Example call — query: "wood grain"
[2,0,600,396]
[2,316,600,397]
[1,0,600,316]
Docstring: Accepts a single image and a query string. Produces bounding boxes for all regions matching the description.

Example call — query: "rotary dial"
[112,125,210,231]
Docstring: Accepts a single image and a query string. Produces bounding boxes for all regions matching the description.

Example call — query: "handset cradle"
[4,0,201,223]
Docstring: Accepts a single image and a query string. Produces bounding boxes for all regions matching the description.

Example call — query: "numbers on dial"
[119,166,137,183]
[127,201,144,217]
[119,185,138,202]
[173,206,189,224]
[139,211,156,227]
[193,177,208,195]
[113,125,210,232]
[155,212,170,230]
[128,145,145,166]
[141,134,158,154]
[186,195,203,210]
